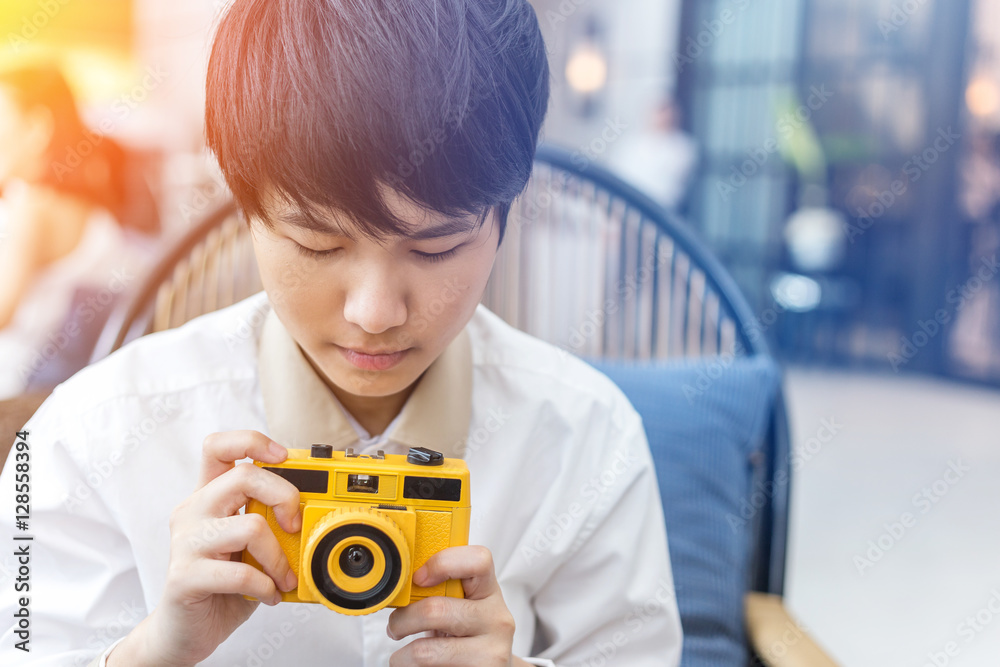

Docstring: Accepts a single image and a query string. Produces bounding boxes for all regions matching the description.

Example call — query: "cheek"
[413,279,468,328]
[456,236,499,305]
[410,252,494,336]
[252,234,323,312]
[263,261,309,307]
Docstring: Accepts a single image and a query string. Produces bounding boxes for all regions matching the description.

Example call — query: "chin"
[334,364,418,398]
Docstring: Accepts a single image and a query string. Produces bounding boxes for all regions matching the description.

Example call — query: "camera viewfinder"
[347,474,379,494]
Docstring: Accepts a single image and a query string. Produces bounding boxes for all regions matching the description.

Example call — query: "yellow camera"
[242,445,470,615]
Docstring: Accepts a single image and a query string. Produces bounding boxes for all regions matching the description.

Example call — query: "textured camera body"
[242,446,470,615]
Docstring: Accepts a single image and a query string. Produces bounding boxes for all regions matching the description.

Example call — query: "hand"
[386,545,531,667]
[109,431,301,667]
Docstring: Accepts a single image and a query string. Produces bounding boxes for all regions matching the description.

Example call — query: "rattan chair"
[90,200,257,358]
[85,144,835,667]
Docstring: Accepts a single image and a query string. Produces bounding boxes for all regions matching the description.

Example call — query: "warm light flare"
[566,43,607,95]
[0,0,134,105]
[966,76,1000,118]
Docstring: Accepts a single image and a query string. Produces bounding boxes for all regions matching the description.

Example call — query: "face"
[249,187,500,401]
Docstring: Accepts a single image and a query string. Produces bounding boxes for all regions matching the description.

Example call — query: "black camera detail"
[263,467,328,494]
[406,447,444,466]
[311,444,333,458]
[403,476,462,502]
[340,545,375,578]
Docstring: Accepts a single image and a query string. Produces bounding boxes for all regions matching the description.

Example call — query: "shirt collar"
[257,308,472,459]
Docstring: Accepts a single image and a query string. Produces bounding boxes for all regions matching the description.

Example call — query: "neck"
[299,346,420,437]
[327,378,418,437]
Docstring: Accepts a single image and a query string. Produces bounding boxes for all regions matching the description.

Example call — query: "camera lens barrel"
[303,508,410,614]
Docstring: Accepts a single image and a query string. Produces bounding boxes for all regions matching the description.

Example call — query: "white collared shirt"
[0,291,682,666]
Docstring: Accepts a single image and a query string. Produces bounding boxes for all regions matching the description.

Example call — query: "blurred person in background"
[0,63,159,399]
[952,128,1000,372]
[608,96,698,212]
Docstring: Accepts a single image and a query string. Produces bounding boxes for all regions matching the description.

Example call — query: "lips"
[350,347,407,356]
[337,345,410,371]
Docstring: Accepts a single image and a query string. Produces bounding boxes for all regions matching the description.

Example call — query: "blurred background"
[0,0,997,664]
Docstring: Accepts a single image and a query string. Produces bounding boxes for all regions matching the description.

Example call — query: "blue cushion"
[587,355,781,667]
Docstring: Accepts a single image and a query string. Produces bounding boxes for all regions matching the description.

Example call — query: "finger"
[185,514,298,593]
[199,430,287,487]
[195,462,301,534]
[389,636,496,667]
[414,545,499,600]
[177,559,283,607]
[387,596,483,642]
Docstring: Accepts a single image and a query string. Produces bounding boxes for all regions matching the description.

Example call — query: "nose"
[342,265,408,335]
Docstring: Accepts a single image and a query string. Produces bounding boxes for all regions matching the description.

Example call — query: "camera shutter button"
[406,447,444,466]
[311,444,333,458]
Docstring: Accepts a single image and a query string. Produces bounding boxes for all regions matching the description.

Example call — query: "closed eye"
[413,246,462,263]
[293,242,462,262]
[294,243,341,260]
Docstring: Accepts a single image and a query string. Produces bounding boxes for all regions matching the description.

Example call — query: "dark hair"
[0,64,142,229]
[205,0,550,245]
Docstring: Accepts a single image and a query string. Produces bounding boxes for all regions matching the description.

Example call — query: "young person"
[0,63,159,398]
[0,1,682,665]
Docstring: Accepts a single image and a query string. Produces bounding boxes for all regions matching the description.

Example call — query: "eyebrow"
[277,210,479,240]
[409,217,480,240]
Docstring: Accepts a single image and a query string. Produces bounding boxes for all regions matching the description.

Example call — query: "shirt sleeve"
[524,402,683,667]
[96,637,126,666]
[0,392,146,666]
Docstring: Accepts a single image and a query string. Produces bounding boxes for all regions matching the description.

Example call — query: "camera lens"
[305,511,409,613]
[340,545,374,578]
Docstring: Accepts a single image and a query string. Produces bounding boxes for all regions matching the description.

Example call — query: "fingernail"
[413,567,427,586]
[267,441,286,459]
[284,570,298,591]
[291,512,302,533]
[271,591,283,606]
